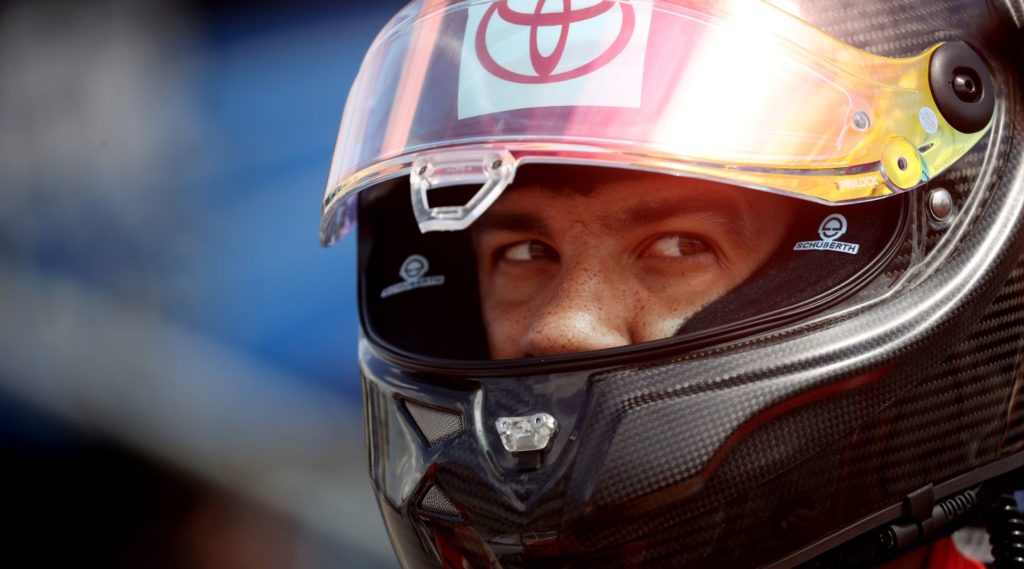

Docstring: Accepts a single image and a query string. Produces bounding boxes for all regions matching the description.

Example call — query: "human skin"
[471,169,798,360]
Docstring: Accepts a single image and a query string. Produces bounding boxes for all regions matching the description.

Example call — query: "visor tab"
[411,149,517,233]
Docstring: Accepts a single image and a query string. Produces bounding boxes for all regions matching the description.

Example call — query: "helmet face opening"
[358,164,910,366]
[322,0,1024,567]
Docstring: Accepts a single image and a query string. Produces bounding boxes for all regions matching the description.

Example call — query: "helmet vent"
[420,484,462,518]
[405,400,463,447]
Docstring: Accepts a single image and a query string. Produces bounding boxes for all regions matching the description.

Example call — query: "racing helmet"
[321,0,1024,566]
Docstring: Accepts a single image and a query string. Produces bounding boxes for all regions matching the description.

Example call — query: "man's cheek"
[490,268,556,302]
[483,305,527,348]
[639,301,700,342]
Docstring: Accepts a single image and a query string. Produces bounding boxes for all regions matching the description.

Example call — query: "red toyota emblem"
[475,0,637,84]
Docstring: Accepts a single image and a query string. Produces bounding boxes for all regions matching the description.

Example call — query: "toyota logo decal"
[475,0,637,84]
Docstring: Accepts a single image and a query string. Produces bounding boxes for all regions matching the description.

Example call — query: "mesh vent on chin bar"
[405,400,464,447]
[420,484,462,518]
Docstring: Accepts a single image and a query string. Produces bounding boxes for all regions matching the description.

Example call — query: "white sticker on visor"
[381,255,447,298]
[458,0,653,119]
[793,214,861,255]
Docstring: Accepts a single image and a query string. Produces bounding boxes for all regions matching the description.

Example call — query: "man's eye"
[643,235,712,258]
[499,240,559,262]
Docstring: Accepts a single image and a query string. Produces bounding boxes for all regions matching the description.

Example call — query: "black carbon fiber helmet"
[320,0,1024,566]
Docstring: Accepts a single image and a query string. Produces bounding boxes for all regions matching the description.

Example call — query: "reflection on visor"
[323,0,991,244]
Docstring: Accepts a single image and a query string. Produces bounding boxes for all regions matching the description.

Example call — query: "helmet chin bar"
[410,149,517,233]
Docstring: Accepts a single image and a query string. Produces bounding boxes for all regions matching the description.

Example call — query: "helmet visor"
[323,0,987,244]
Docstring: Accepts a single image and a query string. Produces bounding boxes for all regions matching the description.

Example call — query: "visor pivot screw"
[490,159,503,170]
[417,165,428,176]
[928,188,954,222]
[852,111,871,131]
[953,69,983,103]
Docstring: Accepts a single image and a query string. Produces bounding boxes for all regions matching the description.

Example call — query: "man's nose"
[519,261,632,358]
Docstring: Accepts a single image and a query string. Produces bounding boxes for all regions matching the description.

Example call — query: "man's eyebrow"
[472,211,550,236]
[603,193,753,239]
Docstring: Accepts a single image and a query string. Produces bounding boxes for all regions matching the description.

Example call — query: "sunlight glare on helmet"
[763,0,803,19]
[653,6,817,162]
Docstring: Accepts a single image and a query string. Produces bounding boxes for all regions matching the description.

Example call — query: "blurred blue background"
[0,0,406,566]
